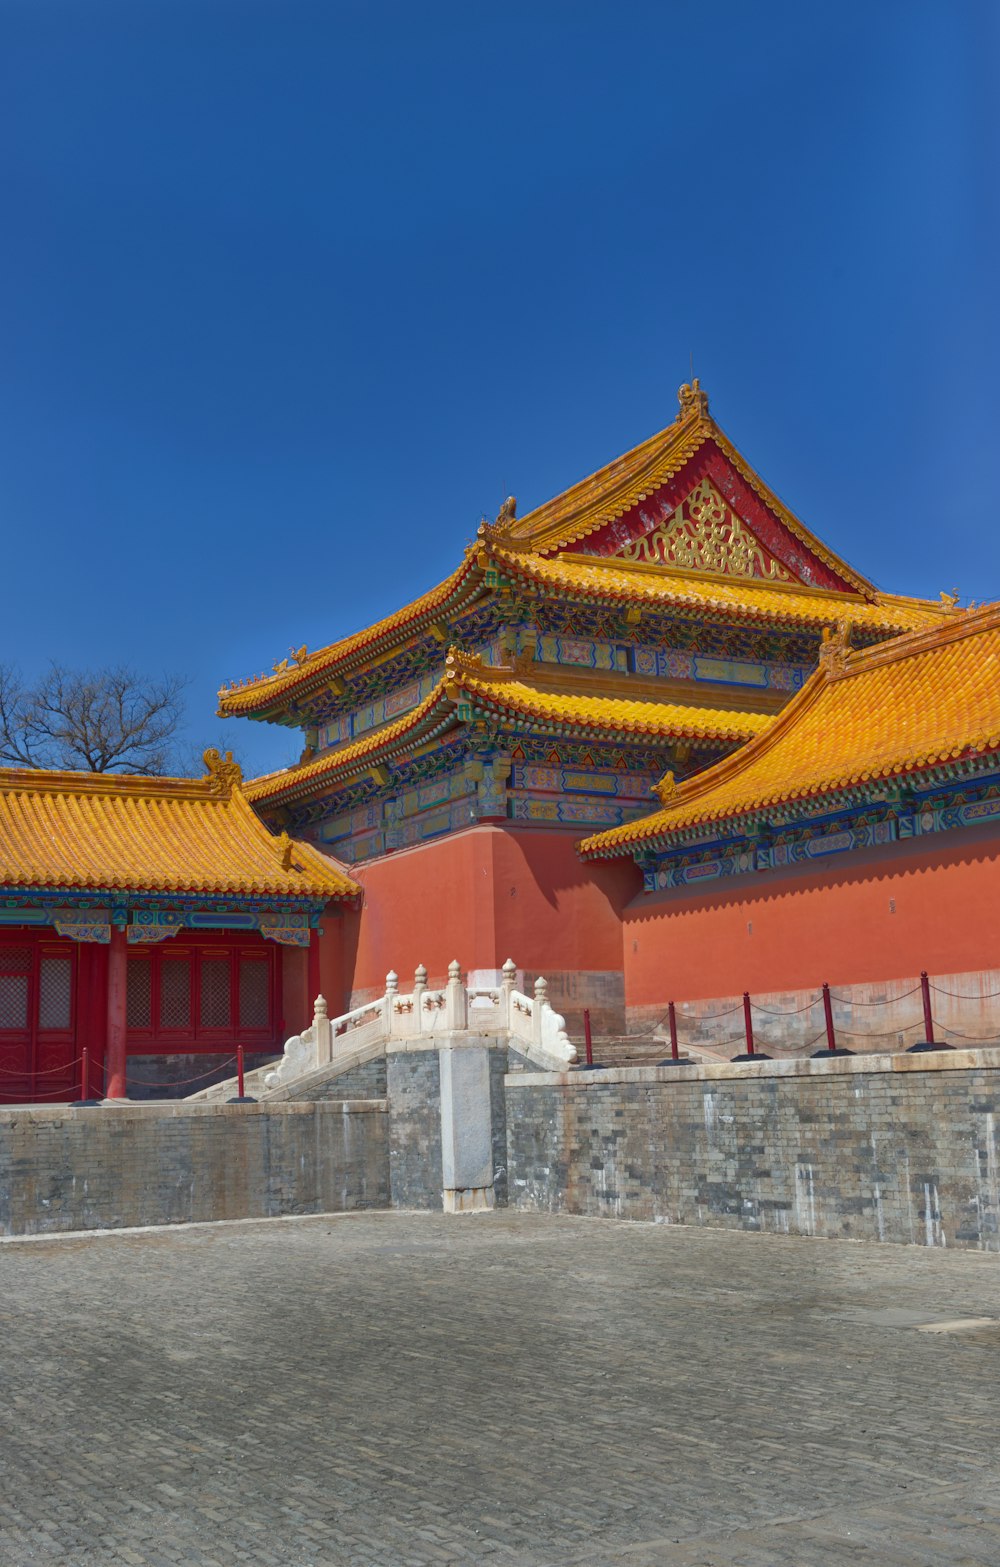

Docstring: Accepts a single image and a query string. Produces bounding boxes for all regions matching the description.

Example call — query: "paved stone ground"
[2,1213,1000,1566]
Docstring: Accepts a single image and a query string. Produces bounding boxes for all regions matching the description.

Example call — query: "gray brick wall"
[291,1057,387,1101]
[489,1046,509,1206]
[505,1054,1000,1249]
[386,1051,443,1211]
[127,1052,278,1099]
[0,1102,389,1237]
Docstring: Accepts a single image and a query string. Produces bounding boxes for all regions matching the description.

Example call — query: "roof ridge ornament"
[818,620,853,676]
[653,770,677,806]
[202,747,243,794]
[677,378,709,421]
[275,830,297,871]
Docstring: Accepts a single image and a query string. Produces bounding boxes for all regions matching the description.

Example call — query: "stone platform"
[2,1212,1000,1565]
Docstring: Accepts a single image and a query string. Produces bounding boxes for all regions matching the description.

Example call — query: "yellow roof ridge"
[247,648,772,807]
[218,552,481,717]
[0,761,359,899]
[580,600,1000,857]
[489,546,947,634]
[490,382,874,595]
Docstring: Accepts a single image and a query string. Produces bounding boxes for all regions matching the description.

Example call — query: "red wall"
[622,825,1000,1005]
[331,824,639,998]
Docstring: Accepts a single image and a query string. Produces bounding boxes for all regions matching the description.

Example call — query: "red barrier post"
[227,1042,257,1102]
[811,982,854,1058]
[583,1008,594,1067]
[732,992,771,1061]
[908,970,953,1051]
[668,1001,679,1061]
[921,971,934,1045]
[81,1048,89,1102]
[823,984,836,1051]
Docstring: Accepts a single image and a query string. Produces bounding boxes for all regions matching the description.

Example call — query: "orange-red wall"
[332,824,639,1001]
[622,825,1000,1006]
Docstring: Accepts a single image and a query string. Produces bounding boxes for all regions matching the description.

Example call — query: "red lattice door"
[0,938,77,1102]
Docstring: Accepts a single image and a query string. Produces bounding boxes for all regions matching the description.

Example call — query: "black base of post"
[657,1057,693,1067]
[572,1062,607,1071]
[76,1098,103,1108]
[730,1051,772,1062]
[906,1041,955,1053]
[810,1047,855,1058]
[226,1094,259,1103]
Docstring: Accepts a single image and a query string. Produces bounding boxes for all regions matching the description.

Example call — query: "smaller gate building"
[0,749,357,1101]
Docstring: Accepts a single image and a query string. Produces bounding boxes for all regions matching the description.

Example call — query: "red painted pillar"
[105,925,128,1099]
[307,927,321,1014]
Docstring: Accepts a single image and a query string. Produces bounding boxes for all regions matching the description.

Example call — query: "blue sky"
[1,0,996,777]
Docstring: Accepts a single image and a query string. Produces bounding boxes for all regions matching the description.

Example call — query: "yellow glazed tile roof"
[246,651,770,807]
[580,604,1000,856]
[493,382,874,594]
[245,686,458,803]
[490,548,949,636]
[217,555,481,717]
[218,385,950,720]
[445,650,771,744]
[0,751,358,898]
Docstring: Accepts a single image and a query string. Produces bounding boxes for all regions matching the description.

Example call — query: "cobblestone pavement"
[3,1213,1000,1566]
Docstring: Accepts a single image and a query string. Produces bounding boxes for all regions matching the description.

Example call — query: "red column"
[307,927,321,1014]
[105,925,128,1099]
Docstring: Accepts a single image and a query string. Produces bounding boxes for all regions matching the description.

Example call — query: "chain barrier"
[0,1053,85,1079]
[930,983,1000,1001]
[833,1019,924,1040]
[685,1002,745,1021]
[124,1056,237,1089]
[930,1021,1000,1044]
[751,996,822,1017]
[828,985,922,1007]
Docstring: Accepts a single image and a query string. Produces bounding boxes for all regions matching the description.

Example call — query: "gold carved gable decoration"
[617,478,793,582]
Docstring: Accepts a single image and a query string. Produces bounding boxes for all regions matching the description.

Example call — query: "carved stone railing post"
[501,957,517,1031]
[445,959,467,1031]
[385,969,399,1038]
[413,963,427,1016]
[313,994,332,1066]
[533,976,547,1049]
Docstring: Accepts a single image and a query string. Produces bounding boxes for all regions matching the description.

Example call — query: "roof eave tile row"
[0,765,359,900]
[246,651,771,809]
[580,604,1000,860]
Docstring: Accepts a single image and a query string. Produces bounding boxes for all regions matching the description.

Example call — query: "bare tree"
[0,663,189,774]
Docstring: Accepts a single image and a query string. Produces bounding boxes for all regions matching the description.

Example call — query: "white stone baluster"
[385,969,399,1038]
[501,957,517,1031]
[313,994,332,1065]
[533,976,547,1049]
[445,959,468,1031]
[413,963,427,1034]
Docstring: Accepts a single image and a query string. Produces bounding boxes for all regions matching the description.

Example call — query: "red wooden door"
[0,937,78,1102]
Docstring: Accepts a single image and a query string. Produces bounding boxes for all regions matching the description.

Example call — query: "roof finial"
[677,378,709,420]
[495,495,517,528]
[818,620,853,676]
[653,770,677,806]
[202,748,243,794]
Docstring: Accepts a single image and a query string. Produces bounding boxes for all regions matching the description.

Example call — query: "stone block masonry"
[505,1048,1000,1249]
[0,1100,388,1237]
[386,1050,443,1210]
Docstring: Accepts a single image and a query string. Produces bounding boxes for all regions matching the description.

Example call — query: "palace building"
[580,604,1000,1042]
[218,382,952,1031]
[3,381,987,1102]
[0,751,356,1100]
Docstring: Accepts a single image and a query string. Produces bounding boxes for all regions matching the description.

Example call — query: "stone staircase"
[578,1035,724,1069]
